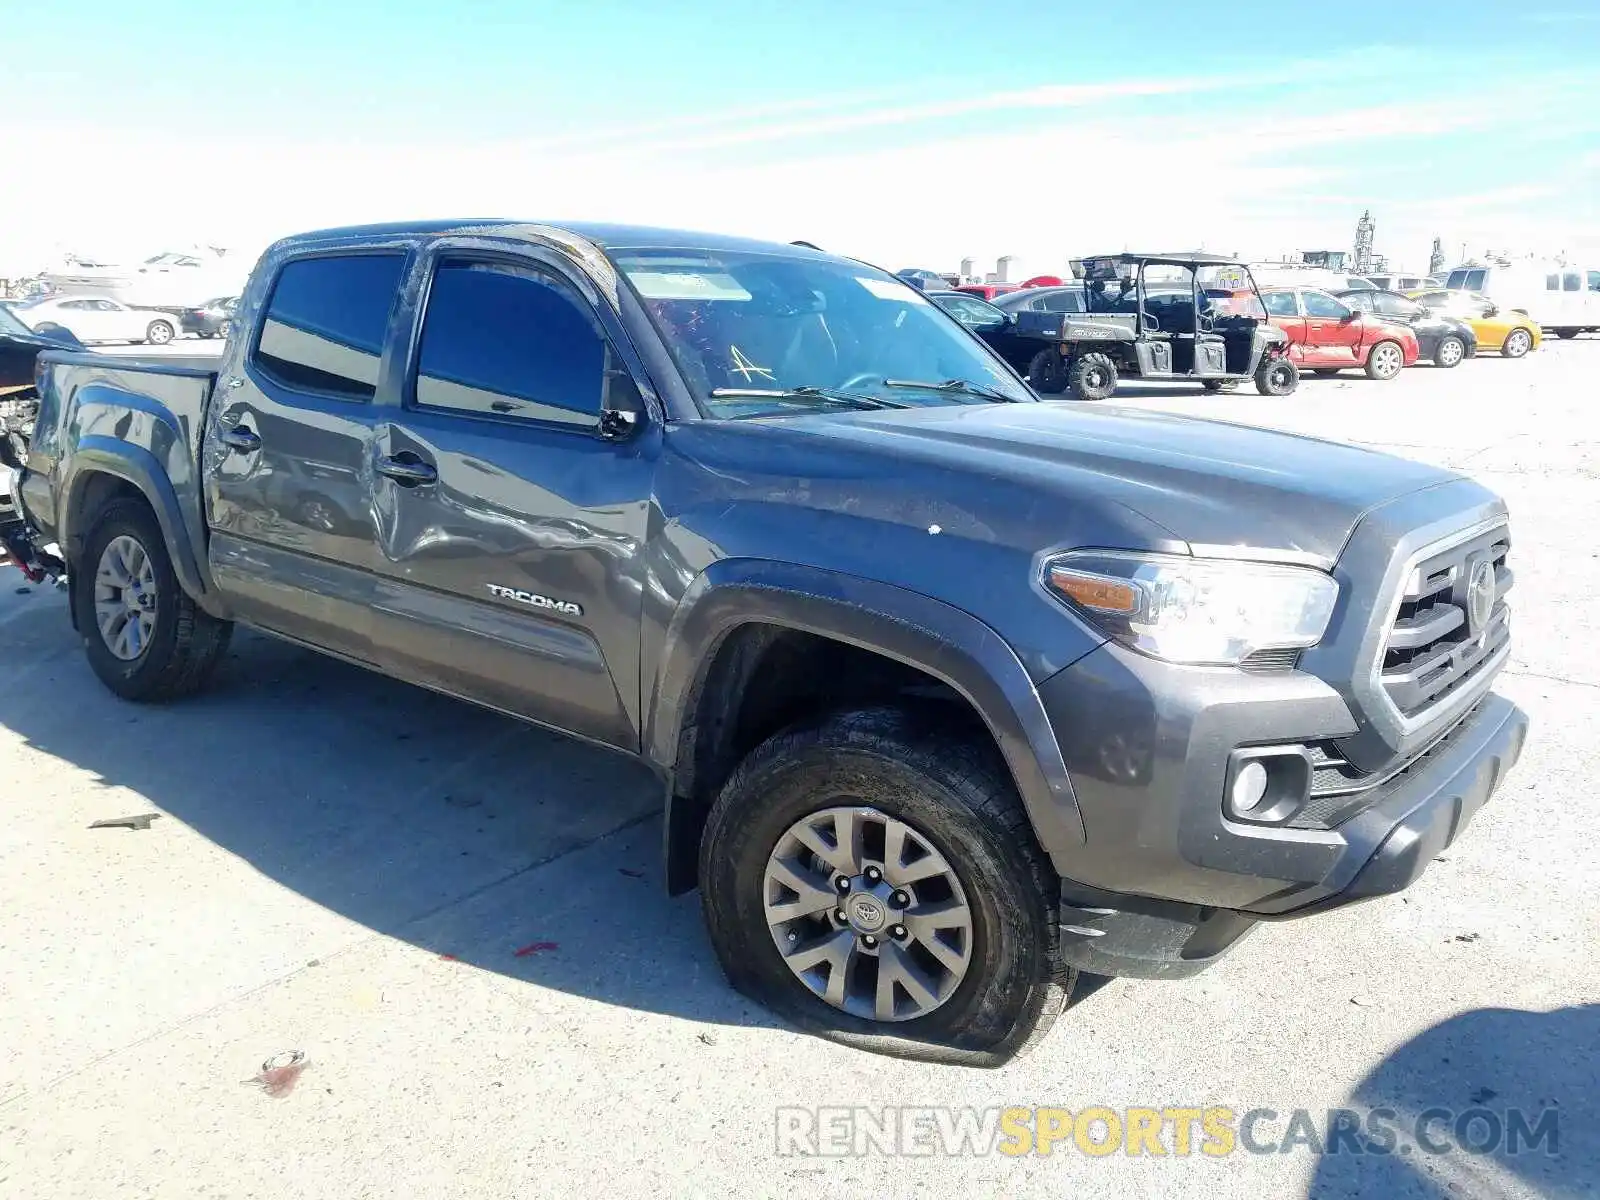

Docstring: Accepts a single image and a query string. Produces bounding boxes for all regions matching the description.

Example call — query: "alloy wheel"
[1372,343,1403,378]
[763,806,974,1022]
[93,534,158,661]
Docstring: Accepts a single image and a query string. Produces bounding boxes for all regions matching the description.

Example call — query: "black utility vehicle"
[1018,253,1299,400]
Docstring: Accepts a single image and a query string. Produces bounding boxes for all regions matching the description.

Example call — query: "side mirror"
[599,369,644,441]
[1483,305,1499,318]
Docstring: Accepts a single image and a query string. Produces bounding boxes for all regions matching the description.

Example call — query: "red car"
[955,283,1020,300]
[1261,286,1419,379]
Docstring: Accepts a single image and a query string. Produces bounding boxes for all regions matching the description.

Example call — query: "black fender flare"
[60,439,212,606]
[646,559,1086,892]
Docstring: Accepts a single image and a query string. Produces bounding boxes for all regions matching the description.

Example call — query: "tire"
[1066,352,1117,401]
[1364,340,1405,380]
[1501,328,1533,358]
[74,499,232,702]
[1433,336,1465,368]
[1254,356,1299,396]
[1026,347,1066,394]
[699,707,1075,1067]
[1554,328,1579,340]
[144,319,176,346]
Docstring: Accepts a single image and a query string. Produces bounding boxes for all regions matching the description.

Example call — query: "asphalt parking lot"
[2,340,1597,1199]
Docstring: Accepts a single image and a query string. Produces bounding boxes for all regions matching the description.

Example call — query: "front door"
[1262,290,1307,361]
[1300,290,1362,366]
[204,250,408,661]
[366,252,655,751]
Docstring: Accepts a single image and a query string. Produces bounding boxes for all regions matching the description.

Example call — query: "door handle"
[220,425,260,453]
[376,455,438,486]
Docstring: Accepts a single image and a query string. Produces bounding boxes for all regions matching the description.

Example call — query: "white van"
[1441,261,1600,338]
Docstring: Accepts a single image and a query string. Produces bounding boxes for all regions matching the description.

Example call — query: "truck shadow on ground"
[1307,1003,1598,1199]
[2,605,781,1034]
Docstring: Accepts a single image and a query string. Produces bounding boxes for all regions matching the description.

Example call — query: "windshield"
[612,249,1032,416]
[0,304,32,337]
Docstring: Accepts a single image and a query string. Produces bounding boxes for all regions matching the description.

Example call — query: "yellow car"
[1407,290,1541,357]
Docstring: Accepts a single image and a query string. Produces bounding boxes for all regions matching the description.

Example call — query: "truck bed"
[19,350,218,571]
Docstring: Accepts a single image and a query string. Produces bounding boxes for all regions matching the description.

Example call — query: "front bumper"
[1037,641,1527,977]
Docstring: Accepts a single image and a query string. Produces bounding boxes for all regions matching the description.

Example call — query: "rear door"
[364,247,656,750]
[1301,289,1361,366]
[205,249,408,660]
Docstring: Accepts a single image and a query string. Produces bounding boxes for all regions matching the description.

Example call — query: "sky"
[5,1,1599,278]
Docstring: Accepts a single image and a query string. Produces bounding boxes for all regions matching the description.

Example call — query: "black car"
[949,285,1087,375]
[178,296,238,338]
[1335,289,1475,368]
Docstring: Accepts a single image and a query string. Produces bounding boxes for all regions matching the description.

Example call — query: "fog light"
[1231,760,1269,813]
[1224,747,1313,824]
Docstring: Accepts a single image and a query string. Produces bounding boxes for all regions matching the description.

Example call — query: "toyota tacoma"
[6,220,1528,1065]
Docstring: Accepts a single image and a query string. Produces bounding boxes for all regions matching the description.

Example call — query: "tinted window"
[1589,270,1600,293]
[414,260,604,427]
[59,300,92,310]
[1344,293,1375,313]
[1262,291,1299,317]
[255,254,405,400]
[1039,290,1081,313]
[1372,293,1420,319]
[1563,272,1581,292]
[1466,269,1487,291]
[1546,274,1562,291]
[1303,291,1351,319]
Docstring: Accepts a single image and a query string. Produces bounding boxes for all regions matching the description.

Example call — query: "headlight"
[1043,551,1339,666]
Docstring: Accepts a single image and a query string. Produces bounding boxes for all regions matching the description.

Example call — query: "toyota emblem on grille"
[1466,558,1496,636]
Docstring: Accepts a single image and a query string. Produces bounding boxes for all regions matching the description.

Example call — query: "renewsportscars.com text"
[774,1105,1559,1160]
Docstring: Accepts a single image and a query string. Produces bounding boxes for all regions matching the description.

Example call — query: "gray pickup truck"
[8,220,1528,1066]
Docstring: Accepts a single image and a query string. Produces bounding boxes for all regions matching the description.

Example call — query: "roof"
[288,219,833,259]
[1082,251,1241,266]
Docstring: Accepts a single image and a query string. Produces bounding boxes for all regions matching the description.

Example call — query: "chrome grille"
[1378,526,1511,722]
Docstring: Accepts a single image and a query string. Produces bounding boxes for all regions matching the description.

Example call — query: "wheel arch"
[646,560,1086,894]
[62,446,210,607]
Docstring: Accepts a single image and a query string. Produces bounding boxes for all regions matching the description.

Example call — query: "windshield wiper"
[708,386,909,411]
[881,378,1018,403]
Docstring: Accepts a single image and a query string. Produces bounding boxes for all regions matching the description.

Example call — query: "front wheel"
[1027,347,1067,394]
[1434,335,1465,368]
[1067,352,1118,401]
[1254,357,1299,396]
[699,708,1074,1066]
[144,319,176,346]
[1365,340,1405,380]
[75,500,233,701]
[1501,328,1533,358]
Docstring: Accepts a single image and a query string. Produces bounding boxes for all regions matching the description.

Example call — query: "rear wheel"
[699,707,1074,1067]
[144,319,176,346]
[1254,357,1299,396]
[1501,328,1533,358]
[1067,352,1118,401]
[1027,347,1066,394]
[75,500,232,701]
[1434,335,1465,368]
[1364,340,1405,380]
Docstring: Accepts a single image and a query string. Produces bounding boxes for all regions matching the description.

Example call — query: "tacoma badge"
[486,583,583,616]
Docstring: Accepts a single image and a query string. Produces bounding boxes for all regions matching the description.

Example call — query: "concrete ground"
[2,339,1597,1199]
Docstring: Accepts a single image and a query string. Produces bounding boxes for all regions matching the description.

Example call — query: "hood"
[784,402,1458,567]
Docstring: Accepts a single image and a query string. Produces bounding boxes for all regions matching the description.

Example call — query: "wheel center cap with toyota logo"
[1465,558,1496,637]
[846,894,888,933]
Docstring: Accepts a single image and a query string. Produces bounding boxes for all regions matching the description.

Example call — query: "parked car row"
[3,292,237,346]
[931,262,1545,401]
